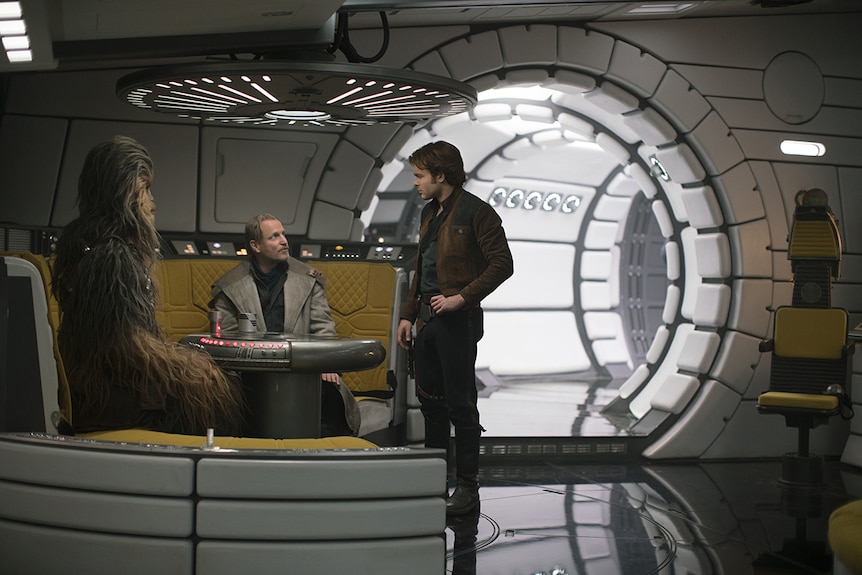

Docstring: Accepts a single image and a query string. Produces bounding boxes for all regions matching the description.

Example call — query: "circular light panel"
[117,61,477,126]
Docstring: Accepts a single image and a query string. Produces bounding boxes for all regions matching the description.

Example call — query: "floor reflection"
[445,459,861,574]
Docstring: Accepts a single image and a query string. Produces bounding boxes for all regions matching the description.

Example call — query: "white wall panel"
[692,284,731,328]
[483,241,574,309]
[582,81,639,115]
[686,111,745,176]
[643,379,740,459]
[650,69,711,133]
[630,323,693,418]
[56,120,200,231]
[307,202,354,240]
[727,279,773,340]
[557,27,614,74]
[605,40,666,98]
[680,186,723,229]
[622,107,677,147]
[317,140,374,210]
[477,311,591,375]
[671,65,763,99]
[711,162,765,225]
[694,233,730,278]
[728,220,772,278]
[499,25,558,65]
[438,31,504,80]
[709,330,762,395]
[677,330,721,374]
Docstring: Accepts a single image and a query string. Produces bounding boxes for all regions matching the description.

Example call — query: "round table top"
[180,332,386,373]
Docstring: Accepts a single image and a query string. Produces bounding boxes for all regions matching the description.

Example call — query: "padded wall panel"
[686,111,746,176]
[681,186,723,228]
[728,219,772,278]
[317,140,375,210]
[650,69,711,133]
[630,323,693,418]
[622,107,677,147]
[499,25,558,65]
[344,123,406,159]
[619,364,650,400]
[196,456,445,499]
[0,115,67,228]
[643,379,739,459]
[692,284,731,328]
[709,331,763,395]
[583,81,639,115]
[671,64,763,99]
[694,233,730,278]
[726,279,772,339]
[676,330,721,374]
[654,143,706,184]
[196,537,445,575]
[557,27,614,73]
[307,201,355,240]
[0,519,193,575]
[439,30,504,80]
[199,128,337,235]
[54,120,199,231]
[0,480,193,537]
[196,498,443,539]
[650,373,699,414]
[0,437,195,496]
[410,48,451,78]
[550,69,597,93]
[605,40,666,97]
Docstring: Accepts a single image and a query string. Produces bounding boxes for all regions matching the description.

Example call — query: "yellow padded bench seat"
[81,429,377,449]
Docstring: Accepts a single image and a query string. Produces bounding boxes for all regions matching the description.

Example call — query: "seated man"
[210,213,360,436]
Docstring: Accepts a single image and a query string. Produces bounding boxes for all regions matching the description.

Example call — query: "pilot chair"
[757,189,854,486]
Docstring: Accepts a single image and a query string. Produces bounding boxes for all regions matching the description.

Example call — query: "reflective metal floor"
[445,459,861,575]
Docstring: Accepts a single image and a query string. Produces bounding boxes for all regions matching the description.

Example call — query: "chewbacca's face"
[136,177,156,228]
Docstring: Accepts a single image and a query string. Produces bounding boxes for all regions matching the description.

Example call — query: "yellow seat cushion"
[80,429,377,449]
[757,391,839,411]
[829,500,862,574]
[773,307,847,359]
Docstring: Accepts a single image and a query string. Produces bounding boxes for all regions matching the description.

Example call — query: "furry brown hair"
[52,136,244,435]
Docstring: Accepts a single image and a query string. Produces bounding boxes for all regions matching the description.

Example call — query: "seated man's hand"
[322,372,341,385]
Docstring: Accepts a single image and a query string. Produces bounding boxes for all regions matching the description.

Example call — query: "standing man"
[397,141,514,515]
[210,213,360,436]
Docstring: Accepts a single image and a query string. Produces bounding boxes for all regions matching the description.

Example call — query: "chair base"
[779,452,824,487]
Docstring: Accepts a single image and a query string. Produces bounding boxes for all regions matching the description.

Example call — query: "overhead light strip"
[0,1,30,63]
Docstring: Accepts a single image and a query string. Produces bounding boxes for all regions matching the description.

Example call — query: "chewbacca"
[52,136,244,435]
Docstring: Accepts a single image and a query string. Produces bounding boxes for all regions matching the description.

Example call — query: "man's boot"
[446,478,479,515]
[447,426,481,515]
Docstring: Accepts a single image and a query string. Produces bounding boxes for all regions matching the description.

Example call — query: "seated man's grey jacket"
[210,257,361,434]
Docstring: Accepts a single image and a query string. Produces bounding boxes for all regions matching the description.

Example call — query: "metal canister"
[208,310,223,338]
[238,312,258,333]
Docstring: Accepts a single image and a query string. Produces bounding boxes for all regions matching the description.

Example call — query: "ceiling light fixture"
[780,139,826,157]
[117,61,477,127]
